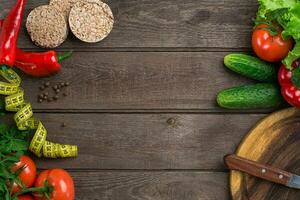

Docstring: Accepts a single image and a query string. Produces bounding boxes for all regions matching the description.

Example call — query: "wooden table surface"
[1,0,264,199]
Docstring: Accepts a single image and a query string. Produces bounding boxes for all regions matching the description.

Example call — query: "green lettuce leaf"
[257,0,297,20]
[281,3,300,40]
[283,40,300,70]
[280,4,300,68]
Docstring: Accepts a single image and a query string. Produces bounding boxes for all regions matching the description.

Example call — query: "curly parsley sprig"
[0,124,30,200]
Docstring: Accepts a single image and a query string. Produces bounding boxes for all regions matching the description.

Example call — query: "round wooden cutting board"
[230,107,300,200]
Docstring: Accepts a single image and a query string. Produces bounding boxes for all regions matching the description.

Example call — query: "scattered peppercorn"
[37,81,70,104]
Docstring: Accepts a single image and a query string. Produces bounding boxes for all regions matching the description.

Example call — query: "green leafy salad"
[256,0,300,69]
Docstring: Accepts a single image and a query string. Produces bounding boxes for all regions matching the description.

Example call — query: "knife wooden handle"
[224,154,292,186]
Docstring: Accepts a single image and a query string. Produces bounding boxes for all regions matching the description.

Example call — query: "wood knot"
[167,118,176,125]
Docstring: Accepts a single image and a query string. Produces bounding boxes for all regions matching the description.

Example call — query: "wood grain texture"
[230,108,300,200]
[3,112,263,169]
[19,52,254,110]
[0,0,257,49]
[0,0,262,199]
[71,171,229,200]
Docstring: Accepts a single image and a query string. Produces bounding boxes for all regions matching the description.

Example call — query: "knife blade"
[225,154,300,189]
[287,174,300,189]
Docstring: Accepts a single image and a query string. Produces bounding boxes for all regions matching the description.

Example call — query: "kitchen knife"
[224,154,300,189]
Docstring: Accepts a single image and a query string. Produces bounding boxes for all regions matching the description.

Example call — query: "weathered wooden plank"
[70,171,229,200]
[19,52,254,110]
[0,0,257,49]
[3,113,265,169]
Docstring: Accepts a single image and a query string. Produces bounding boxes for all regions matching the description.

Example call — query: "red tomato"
[252,23,293,62]
[33,169,74,200]
[18,195,34,200]
[12,155,37,194]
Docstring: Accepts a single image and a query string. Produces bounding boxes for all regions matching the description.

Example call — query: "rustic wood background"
[0,0,263,199]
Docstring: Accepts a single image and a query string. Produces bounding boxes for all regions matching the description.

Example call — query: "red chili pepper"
[278,60,300,107]
[0,19,72,77]
[15,49,72,77]
[0,0,25,67]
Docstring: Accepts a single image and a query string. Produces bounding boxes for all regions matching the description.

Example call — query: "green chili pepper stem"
[57,51,73,63]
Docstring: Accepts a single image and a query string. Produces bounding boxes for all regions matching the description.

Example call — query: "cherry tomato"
[11,155,37,194]
[252,23,293,62]
[33,169,74,200]
[18,194,34,200]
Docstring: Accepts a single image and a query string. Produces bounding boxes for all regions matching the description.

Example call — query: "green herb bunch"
[0,124,29,200]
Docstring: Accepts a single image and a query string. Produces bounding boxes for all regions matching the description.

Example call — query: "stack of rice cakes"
[26,0,114,48]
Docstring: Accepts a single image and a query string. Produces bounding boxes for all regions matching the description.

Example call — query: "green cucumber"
[217,83,284,109]
[224,54,276,82]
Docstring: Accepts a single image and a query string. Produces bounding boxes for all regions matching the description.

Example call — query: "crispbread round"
[82,0,103,5]
[49,0,104,18]
[70,0,103,4]
[49,0,73,18]
[26,5,68,48]
[73,0,105,6]
[68,1,114,43]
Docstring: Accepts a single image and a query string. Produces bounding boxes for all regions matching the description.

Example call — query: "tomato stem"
[12,185,53,198]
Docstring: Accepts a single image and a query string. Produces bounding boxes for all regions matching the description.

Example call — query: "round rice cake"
[68,1,114,43]
[26,5,68,48]
[82,0,103,5]
[70,0,103,4]
[49,0,73,18]
[49,0,104,18]
[73,0,105,6]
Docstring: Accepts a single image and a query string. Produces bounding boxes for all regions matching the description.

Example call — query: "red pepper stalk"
[0,0,25,69]
[0,20,72,77]
[278,60,300,107]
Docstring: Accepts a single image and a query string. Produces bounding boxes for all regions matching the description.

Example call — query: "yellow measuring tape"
[0,68,77,158]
